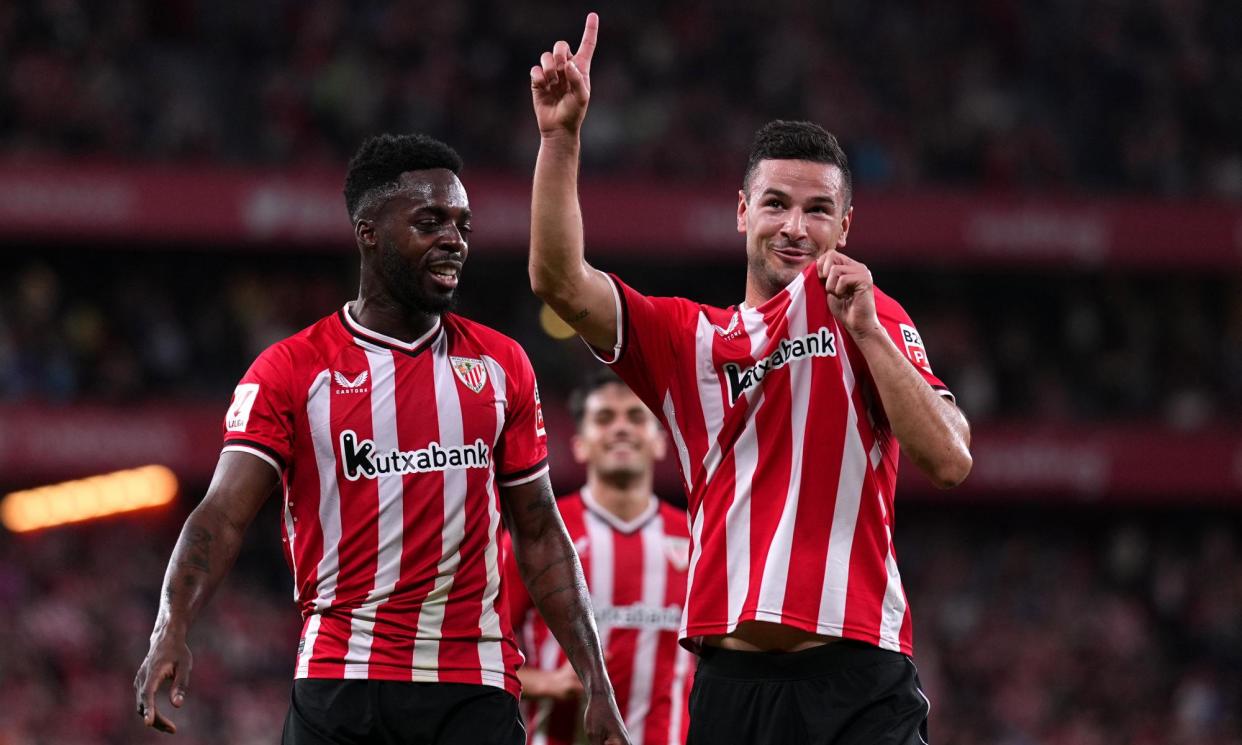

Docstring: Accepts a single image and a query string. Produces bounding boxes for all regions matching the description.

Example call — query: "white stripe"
[817,318,868,634]
[661,392,692,494]
[220,444,281,474]
[874,487,908,652]
[476,356,509,682]
[695,315,727,483]
[528,616,566,744]
[585,509,615,649]
[343,349,402,677]
[624,514,668,745]
[281,483,297,602]
[755,279,811,616]
[296,370,339,677]
[411,334,468,680]
[679,501,704,639]
[723,307,768,631]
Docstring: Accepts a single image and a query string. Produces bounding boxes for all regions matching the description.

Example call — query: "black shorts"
[281,679,526,745]
[686,641,931,745]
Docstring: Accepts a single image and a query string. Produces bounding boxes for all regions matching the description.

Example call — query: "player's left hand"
[583,689,630,745]
[817,250,883,340]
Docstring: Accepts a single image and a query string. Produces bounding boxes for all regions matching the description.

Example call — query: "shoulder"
[871,285,916,325]
[445,313,528,361]
[243,311,350,392]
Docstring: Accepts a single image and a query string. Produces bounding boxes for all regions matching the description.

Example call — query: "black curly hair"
[343,133,464,220]
[743,120,852,208]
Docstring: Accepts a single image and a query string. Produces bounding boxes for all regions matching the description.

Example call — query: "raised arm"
[528,12,619,352]
[818,251,973,489]
[502,474,628,745]
[133,452,279,733]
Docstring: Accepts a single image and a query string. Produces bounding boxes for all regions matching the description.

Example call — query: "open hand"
[530,13,599,137]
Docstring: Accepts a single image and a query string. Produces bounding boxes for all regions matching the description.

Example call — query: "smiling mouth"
[428,264,461,288]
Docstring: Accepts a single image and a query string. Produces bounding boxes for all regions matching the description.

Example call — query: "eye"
[458,222,473,235]
[765,199,784,209]
[416,219,441,233]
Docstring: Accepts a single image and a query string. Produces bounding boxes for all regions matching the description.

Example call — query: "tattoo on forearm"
[181,525,213,573]
[569,308,590,321]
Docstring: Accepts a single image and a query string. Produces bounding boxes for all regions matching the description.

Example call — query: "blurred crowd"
[0,505,1236,744]
[2,0,1241,198]
[3,252,1241,428]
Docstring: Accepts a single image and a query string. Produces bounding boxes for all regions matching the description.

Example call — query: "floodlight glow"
[1,465,178,533]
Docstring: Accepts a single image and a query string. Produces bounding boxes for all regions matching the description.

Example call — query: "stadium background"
[1,0,1240,743]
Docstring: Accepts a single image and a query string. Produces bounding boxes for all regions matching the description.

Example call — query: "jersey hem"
[293,668,520,698]
[583,273,627,365]
[680,614,912,657]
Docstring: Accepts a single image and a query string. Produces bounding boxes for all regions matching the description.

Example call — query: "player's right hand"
[530,12,599,137]
[583,688,631,745]
[133,628,193,734]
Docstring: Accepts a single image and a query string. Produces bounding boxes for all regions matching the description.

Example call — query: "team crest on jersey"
[450,356,488,393]
[898,324,932,373]
[664,536,690,571]
[333,370,369,393]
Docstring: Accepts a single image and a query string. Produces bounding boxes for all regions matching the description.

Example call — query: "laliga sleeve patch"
[533,384,547,438]
[898,324,933,373]
[226,383,260,432]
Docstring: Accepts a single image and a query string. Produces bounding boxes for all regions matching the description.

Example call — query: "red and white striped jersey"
[221,304,549,696]
[504,490,694,745]
[592,264,952,656]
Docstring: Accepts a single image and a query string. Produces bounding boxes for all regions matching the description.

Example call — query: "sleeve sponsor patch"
[533,383,547,438]
[225,383,260,432]
[899,324,933,373]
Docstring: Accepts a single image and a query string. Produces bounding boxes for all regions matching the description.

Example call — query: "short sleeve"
[494,347,550,487]
[221,343,297,474]
[874,291,954,401]
[586,273,693,416]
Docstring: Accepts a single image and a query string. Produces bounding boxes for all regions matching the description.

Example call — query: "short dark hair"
[743,120,852,208]
[569,368,627,427]
[344,133,464,220]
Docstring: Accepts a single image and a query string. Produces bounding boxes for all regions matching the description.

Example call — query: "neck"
[585,471,653,524]
[352,282,439,343]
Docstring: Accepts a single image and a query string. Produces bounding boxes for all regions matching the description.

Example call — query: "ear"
[837,205,854,248]
[571,433,589,465]
[737,190,748,235]
[355,217,377,251]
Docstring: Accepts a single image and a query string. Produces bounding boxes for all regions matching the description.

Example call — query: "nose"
[781,209,808,240]
[440,224,467,253]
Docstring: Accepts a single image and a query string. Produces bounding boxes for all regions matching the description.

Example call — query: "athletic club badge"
[664,536,691,571]
[450,356,488,393]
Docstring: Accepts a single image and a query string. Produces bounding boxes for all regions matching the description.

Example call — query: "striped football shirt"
[221,303,549,696]
[504,490,693,745]
[592,264,952,656]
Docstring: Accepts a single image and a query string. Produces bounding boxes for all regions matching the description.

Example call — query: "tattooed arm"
[133,451,279,734]
[502,475,629,745]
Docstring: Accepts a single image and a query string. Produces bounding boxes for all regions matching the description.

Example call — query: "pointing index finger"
[575,12,599,75]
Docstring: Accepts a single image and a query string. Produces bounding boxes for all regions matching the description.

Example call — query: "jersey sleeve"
[494,346,550,487]
[221,342,297,474]
[586,273,692,415]
[874,291,954,401]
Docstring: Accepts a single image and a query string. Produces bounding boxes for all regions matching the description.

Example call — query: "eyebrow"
[411,205,472,220]
[760,188,836,209]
